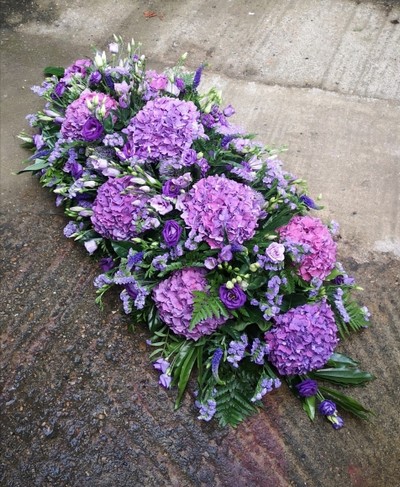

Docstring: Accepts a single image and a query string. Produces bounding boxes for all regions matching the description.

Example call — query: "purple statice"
[195,398,216,421]
[265,300,338,376]
[103,132,124,147]
[279,216,337,282]
[48,138,66,164]
[151,253,169,271]
[230,161,257,182]
[31,81,54,96]
[309,277,323,298]
[91,176,151,241]
[296,379,318,397]
[61,90,118,141]
[332,263,355,286]
[119,277,149,312]
[61,58,91,83]
[153,268,228,341]
[123,97,205,161]
[63,221,83,238]
[169,243,184,261]
[219,283,247,309]
[180,175,265,249]
[259,276,283,321]
[333,288,350,323]
[26,113,38,126]
[250,338,269,365]
[126,250,144,271]
[93,273,113,288]
[226,334,248,368]
[361,306,371,322]
[251,377,279,402]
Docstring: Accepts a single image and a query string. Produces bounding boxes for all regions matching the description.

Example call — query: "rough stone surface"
[1,1,400,486]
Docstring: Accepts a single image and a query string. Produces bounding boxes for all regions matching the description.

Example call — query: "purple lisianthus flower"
[99,257,115,272]
[82,117,104,141]
[149,195,173,215]
[223,105,235,117]
[159,373,172,389]
[296,379,318,397]
[219,284,247,310]
[219,245,233,262]
[265,242,285,263]
[89,71,102,85]
[53,81,66,98]
[70,162,83,179]
[318,400,337,416]
[204,257,218,270]
[153,358,170,374]
[84,239,98,254]
[300,194,321,210]
[162,220,182,247]
[162,180,181,197]
[331,416,344,430]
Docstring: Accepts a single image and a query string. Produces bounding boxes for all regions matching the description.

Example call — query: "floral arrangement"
[19,36,374,428]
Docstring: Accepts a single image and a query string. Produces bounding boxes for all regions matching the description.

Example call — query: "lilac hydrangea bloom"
[91,176,151,240]
[180,175,265,249]
[279,216,337,282]
[265,301,338,375]
[153,268,227,341]
[124,97,205,161]
[61,90,117,141]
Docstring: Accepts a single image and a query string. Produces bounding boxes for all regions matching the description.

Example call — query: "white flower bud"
[225,281,234,290]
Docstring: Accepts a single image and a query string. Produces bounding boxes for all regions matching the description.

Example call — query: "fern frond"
[190,291,229,330]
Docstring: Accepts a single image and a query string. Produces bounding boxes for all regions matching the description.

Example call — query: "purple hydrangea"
[123,97,205,161]
[279,216,337,282]
[153,268,228,341]
[61,90,117,141]
[91,176,151,240]
[265,301,339,375]
[180,175,265,249]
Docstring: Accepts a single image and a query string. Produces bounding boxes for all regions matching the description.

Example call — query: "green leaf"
[43,66,65,78]
[18,159,49,174]
[302,395,316,421]
[111,240,134,258]
[327,353,359,368]
[319,386,374,420]
[311,367,375,385]
[190,291,229,330]
[174,346,199,408]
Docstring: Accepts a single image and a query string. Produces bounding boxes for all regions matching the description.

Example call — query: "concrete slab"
[1,1,400,486]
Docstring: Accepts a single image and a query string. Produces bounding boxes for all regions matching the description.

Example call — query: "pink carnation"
[279,215,336,281]
[153,268,227,341]
[180,175,265,249]
[61,90,118,141]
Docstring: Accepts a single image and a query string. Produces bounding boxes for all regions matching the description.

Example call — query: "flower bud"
[231,278,237,284]
[236,276,242,283]
[249,263,259,272]
[225,281,234,290]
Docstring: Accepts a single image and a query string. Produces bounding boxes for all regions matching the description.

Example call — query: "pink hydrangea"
[153,268,227,341]
[265,301,338,375]
[123,97,205,161]
[180,175,265,249]
[61,90,118,140]
[279,215,336,281]
[91,176,150,241]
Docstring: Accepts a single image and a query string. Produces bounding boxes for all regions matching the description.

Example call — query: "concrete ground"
[1,1,399,486]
